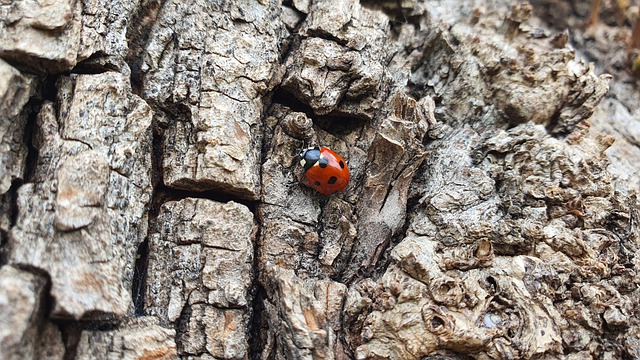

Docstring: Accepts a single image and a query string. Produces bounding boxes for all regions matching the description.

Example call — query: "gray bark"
[8,71,152,320]
[1,0,639,359]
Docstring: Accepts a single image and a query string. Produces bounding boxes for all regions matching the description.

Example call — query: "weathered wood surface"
[145,198,255,358]
[1,0,639,359]
[8,71,152,320]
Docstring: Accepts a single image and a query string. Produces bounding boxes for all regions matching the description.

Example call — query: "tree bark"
[1,0,639,359]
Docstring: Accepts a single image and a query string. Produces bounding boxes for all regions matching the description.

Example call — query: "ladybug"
[299,146,350,195]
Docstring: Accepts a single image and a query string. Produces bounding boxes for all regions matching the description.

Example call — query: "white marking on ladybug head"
[300,159,306,167]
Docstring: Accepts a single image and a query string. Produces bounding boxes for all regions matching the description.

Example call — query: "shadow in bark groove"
[359,0,422,26]
[126,0,164,95]
[174,303,192,355]
[70,53,119,75]
[130,118,164,317]
[0,231,6,265]
[1,91,47,265]
[151,184,259,215]
[131,239,148,317]
[248,283,268,360]
[368,188,423,282]
[271,88,316,120]
[58,319,120,360]
[272,88,369,139]
[1,182,23,266]
[23,94,48,184]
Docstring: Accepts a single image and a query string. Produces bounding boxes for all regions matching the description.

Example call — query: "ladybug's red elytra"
[299,146,350,195]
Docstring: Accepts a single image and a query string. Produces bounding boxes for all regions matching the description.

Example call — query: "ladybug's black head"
[299,146,321,171]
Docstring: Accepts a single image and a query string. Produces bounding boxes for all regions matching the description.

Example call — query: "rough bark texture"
[1,0,640,359]
[141,0,285,199]
[145,198,255,358]
[7,71,152,320]
[0,265,65,360]
[75,317,177,360]
[0,58,37,237]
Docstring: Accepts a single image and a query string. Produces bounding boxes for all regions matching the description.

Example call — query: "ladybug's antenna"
[295,140,307,158]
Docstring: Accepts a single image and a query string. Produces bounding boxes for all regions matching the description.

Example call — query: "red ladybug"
[299,146,350,195]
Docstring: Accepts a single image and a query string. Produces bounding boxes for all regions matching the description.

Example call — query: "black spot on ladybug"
[339,160,344,169]
[328,176,337,184]
[319,157,329,168]
[314,181,321,186]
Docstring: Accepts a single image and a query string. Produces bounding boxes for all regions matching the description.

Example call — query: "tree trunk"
[1,0,639,359]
